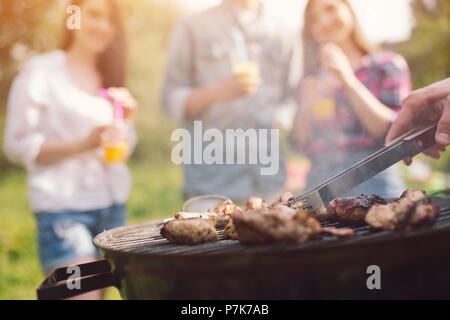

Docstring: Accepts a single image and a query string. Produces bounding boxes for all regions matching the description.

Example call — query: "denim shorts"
[35,204,126,273]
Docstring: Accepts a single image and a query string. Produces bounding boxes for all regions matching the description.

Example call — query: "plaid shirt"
[298,51,411,157]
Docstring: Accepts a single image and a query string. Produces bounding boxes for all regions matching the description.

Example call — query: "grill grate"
[94,202,450,257]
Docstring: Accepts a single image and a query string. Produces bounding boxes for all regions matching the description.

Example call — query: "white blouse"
[3,50,137,213]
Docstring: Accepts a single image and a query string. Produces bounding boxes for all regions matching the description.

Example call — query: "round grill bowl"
[91,197,450,299]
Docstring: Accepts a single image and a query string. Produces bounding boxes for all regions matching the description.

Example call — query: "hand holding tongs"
[290,124,438,211]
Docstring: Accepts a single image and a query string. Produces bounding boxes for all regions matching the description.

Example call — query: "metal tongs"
[290,124,438,211]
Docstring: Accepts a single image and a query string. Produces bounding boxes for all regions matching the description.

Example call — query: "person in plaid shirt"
[291,0,411,197]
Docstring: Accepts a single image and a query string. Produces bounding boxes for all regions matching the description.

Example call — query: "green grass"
[0,163,183,300]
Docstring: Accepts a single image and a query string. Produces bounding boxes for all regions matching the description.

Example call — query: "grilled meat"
[305,206,329,222]
[223,218,239,240]
[246,197,267,210]
[365,189,439,231]
[213,200,242,228]
[161,218,219,245]
[326,195,386,224]
[233,205,322,245]
[294,210,323,237]
[408,201,440,229]
[365,204,399,230]
[400,189,427,202]
[174,199,243,229]
[174,212,211,219]
[222,203,244,240]
[174,211,225,228]
[215,199,240,215]
[270,192,294,207]
[322,227,355,238]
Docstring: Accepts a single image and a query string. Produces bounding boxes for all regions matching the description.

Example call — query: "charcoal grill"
[37,197,450,300]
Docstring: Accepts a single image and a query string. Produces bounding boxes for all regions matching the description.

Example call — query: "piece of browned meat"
[174,211,226,228]
[408,201,440,229]
[213,200,242,228]
[303,206,329,222]
[222,204,244,240]
[246,197,267,210]
[270,192,294,207]
[215,199,240,215]
[322,227,355,238]
[174,199,243,229]
[174,212,212,220]
[365,190,439,231]
[400,189,427,202]
[287,198,330,222]
[365,204,399,230]
[161,218,219,245]
[233,205,322,245]
[223,217,240,240]
[326,195,386,224]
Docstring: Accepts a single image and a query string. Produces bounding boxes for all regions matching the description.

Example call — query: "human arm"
[290,77,317,148]
[185,75,254,117]
[385,78,450,163]
[160,19,256,122]
[321,44,397,138]
[35,126,113,165]
[3,65,111,168]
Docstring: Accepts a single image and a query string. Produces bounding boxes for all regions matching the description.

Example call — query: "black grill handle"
[37,259,120,300]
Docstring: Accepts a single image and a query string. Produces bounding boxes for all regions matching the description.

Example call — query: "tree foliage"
[0,0,181,170]
[0,0,61,109]
[393,0,450,89]
[392,0,450,171]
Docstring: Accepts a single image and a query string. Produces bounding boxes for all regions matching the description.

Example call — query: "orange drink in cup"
[101,123,128,163]
[230,28,261,94]
[312,98,336,120]
[232,61,260,93]
[312,71,338,120]
[103,139,128,163]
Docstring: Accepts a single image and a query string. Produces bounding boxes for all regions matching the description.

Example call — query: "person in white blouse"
[3,0,137,299]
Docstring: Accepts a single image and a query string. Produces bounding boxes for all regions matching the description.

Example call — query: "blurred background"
[0,0,448,299]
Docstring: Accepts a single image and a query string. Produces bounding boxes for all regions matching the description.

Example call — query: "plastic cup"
[312,98,336,120]
[232,61,260,93]
[101,124,128,163]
